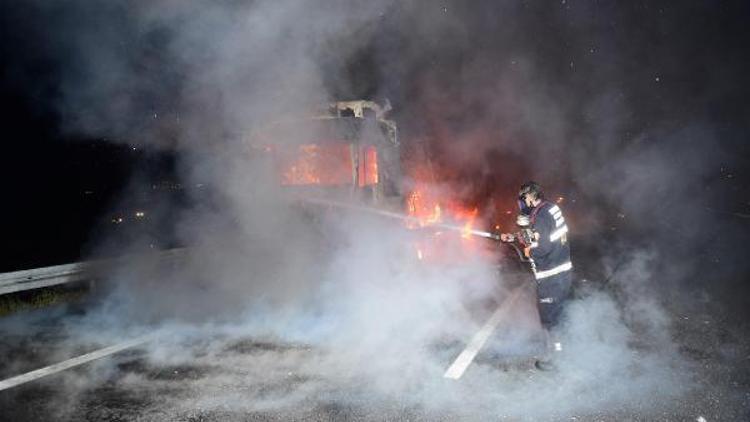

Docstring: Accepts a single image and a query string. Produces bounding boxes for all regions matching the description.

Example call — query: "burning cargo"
[246,99,520,269]
[249,100,402,210]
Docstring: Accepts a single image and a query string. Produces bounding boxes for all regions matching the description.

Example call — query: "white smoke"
[2,0,716,419]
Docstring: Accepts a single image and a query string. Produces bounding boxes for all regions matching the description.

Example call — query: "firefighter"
[500,181,573,370]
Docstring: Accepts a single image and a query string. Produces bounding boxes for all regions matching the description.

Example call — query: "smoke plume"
[4,0,747,419]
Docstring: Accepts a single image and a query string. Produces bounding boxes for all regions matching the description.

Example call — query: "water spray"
[295,196,539,263]
[297,196,502,240]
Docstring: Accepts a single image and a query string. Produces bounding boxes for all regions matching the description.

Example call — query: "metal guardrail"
[0,249,185,296]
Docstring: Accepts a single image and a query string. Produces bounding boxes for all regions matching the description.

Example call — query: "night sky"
[1,0,749,275]
[3,2,750,419]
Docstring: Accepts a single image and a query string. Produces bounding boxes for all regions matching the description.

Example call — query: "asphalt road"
[1,236,749,421]
[1,287,748,421]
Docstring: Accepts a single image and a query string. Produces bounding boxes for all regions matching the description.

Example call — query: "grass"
[0,283,90,317]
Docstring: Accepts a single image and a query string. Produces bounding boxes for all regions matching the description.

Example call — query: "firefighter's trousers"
[536,270,573,330]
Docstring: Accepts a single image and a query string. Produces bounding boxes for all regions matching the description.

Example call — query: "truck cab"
[249,100,403,210]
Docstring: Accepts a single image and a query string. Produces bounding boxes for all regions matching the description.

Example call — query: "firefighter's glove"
[522,232,540,258]
[500,233,515,243]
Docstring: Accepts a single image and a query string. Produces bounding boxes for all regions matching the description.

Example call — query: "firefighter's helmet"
[519,181,544,200]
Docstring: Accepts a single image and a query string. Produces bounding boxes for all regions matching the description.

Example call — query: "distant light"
[135,211,145,218]
[112,217,123,224]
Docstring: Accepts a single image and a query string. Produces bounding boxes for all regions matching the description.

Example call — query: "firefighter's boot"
[534,331,562,371]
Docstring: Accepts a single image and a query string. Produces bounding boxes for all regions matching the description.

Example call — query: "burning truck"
[246,99,524,270]
[249,100,402,209]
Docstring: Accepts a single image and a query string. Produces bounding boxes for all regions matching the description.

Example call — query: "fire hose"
[297,197,532,262]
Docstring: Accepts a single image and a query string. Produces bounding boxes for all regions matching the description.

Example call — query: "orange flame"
[276,143,379,186]
[402,158,495,263]
[457,207,478,239]
[406,184,480,243]
[406,189,443,228]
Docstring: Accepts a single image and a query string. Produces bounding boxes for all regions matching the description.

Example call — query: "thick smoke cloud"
[3,0,747,419]
[50,0,382,150]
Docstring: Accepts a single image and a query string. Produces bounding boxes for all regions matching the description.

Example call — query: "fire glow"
[405,178,489,263]
[279,143,378,187]
[406,183,479,237]
[267,140,496,264]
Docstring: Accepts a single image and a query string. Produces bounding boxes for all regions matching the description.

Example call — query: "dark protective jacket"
[528,201,573,280]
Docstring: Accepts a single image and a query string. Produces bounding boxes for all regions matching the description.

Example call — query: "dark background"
[1,0,749,280]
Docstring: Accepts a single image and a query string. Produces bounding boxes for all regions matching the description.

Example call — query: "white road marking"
[0,335,152,391]
[444,287,525,380]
